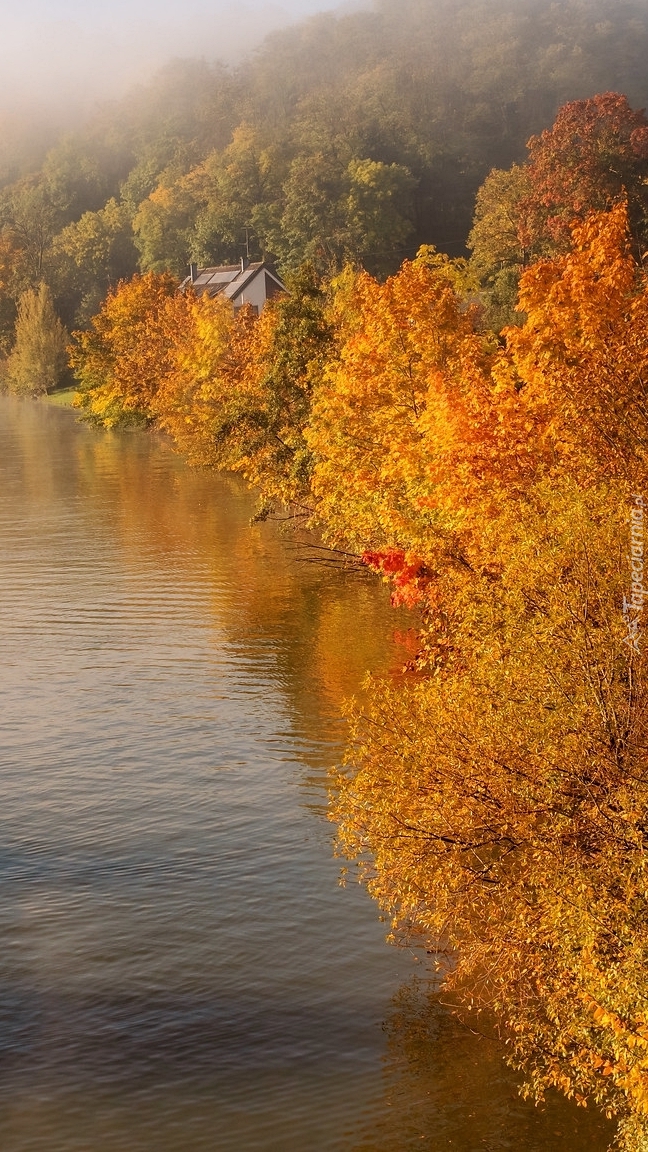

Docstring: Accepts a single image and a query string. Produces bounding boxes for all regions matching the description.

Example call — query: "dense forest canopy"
[2,0,648,343]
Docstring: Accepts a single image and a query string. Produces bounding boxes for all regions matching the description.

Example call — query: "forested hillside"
[2,0,648,346]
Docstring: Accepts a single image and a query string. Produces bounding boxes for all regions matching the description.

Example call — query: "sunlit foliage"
[505,203,648,488]
[520,92,648,254]
[470,92,648,328]
[305,250,485,553]
[329,205,648,1150]
[333,487,648,1146]
[5,282,68,395]
[70,272,181,426]
[72,263,333,508]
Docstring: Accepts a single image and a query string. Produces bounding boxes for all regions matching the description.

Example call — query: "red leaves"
[630,126,648,160]
[362,548,433,607]
[520,92,648,252]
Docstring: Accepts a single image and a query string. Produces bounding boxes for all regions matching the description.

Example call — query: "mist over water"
[0,0,364,119]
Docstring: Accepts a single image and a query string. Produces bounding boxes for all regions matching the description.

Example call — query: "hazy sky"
[0,0,359,115]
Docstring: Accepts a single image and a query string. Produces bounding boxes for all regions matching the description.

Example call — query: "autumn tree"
[152,264,334,509]
[333,484,648,1152]
[305,248,495,571]
[5,282,68,396]
[70,272,183,426]
[503,202,648,490]
[150,290,253,466]
[469,93,648,331]
[316,203,648,1152]
[520,92,648,255]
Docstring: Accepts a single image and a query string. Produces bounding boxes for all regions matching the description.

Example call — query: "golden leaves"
[70,271,181,427]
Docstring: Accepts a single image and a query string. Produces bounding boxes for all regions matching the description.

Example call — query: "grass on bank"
[45,386,78,408]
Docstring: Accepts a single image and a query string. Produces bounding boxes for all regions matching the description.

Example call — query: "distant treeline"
[2,0,648,344]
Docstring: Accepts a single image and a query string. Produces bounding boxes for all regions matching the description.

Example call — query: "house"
[180,258,285,315]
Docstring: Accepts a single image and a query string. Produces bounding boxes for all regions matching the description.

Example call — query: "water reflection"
[348,979,615,1150]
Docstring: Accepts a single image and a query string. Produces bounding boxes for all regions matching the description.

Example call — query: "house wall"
[236,273,268,313]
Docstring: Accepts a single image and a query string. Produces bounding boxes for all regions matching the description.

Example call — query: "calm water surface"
[0,396,613,1151]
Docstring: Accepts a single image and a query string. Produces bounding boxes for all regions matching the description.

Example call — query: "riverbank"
[45,385,77,408]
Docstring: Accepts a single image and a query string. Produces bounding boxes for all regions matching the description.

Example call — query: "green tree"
[52,198,137,325]
[272,151,348,271]
[467,163,533,329]
[0,179,60,284]
[180,127,286,267]
[344,158,416,276]
[132,175,199,276]
[42,136,112,221]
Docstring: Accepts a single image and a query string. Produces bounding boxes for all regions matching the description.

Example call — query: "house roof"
[180,260,284,303]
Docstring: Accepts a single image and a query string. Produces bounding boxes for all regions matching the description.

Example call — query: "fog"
[0,0,361,118]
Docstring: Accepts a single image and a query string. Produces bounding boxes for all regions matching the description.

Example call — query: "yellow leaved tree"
[70,272,186,427]
[333,485,648,1150]
[328,211,648,1151]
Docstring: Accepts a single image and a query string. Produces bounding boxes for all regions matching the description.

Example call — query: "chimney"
[240,255,249,273]
[189,262,198,283]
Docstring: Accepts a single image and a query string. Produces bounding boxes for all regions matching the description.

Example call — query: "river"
[0,395,613,1151]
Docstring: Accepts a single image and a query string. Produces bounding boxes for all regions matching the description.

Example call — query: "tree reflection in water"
[349,978,615,1152]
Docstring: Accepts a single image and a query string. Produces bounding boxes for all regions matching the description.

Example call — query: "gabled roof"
[180,260,284,303]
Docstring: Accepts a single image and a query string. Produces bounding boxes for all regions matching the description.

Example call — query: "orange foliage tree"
[333,486,648,1150]
[469,93,648,332]
[308,205,648,600]
[520,92,648,255]
[326,209,648,1150]
[504,202,648,488]
[306,252,496,593]
[150,290,253,465]
[156,264,333,509]
[70,272,186,427]
[72,264,334,511]
[305,247,567,607]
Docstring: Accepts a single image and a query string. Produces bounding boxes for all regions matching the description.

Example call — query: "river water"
[0,395,613,1152]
